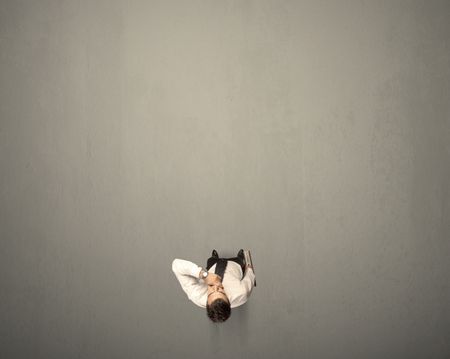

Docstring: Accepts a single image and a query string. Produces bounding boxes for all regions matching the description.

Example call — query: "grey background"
[1,1,449,358]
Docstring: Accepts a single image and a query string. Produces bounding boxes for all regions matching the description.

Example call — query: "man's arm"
[171,259,204,297]
[172,258,203,278]
[240,264,256,296]
[172,259,223,307]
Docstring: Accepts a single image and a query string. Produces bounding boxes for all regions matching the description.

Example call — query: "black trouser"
[206,255,245,279]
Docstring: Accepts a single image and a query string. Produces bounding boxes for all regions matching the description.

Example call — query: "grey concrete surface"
[1,1,449,358]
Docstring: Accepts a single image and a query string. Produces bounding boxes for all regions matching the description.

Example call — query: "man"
[172,249,255,322]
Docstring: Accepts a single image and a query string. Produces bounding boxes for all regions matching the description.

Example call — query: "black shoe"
[212,250,219,258]
[237,249,244,261]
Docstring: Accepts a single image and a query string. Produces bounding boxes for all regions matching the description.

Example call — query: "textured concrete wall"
[1,1,449,358]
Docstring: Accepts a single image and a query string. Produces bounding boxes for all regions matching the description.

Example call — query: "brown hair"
[206,299,231,322]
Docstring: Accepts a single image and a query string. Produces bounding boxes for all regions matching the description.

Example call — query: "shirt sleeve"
[171,259,207,307]
[240,267,256,296]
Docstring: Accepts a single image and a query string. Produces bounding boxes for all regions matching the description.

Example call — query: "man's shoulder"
[230,294,249,308]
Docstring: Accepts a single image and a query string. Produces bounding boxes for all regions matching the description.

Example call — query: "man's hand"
[204,272,222,285]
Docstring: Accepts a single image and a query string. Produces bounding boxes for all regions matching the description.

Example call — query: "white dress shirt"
[172,258,255,308]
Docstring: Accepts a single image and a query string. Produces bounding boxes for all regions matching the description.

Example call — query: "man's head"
[206,282,231,322]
